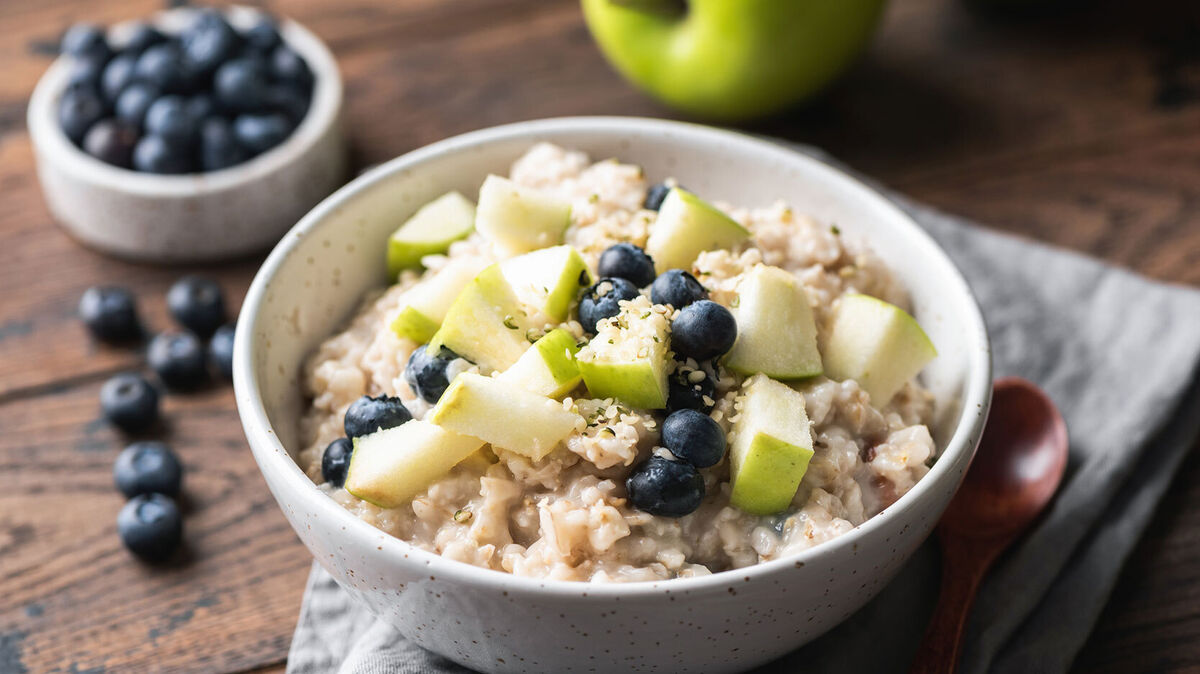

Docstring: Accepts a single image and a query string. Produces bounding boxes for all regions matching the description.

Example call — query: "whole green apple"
[581,0,888,121]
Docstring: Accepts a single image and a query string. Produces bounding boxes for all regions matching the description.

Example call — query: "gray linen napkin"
[287,145,1200,674]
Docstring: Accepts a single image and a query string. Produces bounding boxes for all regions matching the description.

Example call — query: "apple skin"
[581,0,888,121]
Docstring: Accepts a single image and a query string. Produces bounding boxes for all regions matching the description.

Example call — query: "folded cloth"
[286,145,1200,674]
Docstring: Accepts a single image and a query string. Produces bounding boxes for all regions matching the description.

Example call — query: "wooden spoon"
[910,377,1069,673]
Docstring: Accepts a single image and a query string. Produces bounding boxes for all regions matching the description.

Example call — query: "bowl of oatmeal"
[234,117,991,673]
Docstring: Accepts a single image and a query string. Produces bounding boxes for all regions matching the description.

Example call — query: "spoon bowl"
[940,377,1069,538]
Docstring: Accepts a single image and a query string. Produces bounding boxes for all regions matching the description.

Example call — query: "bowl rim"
[234,116,993,597]
[25,4,343,196]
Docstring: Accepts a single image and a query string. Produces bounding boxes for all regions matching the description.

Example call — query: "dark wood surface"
[2,0,1198,672]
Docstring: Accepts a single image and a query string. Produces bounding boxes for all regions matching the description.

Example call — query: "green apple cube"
[823,294,937,405]
[428,372,581,460]
[475,175,572,257]
[390,256,488,343]
[497,328,582,398]
[645,188,749,273]
[500,245,592,321]
[729,374,815,515]
[724,264,823,379]
[428,264,531,373]
[386,191,476,277]
[576,298,671,409]
[345,420,484,509]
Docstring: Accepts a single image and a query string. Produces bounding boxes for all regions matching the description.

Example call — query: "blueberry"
[58,85,106,145]
[113,441,183,498]
[643,182,673,211]
[667,367,716,414]
[117,493,182,562]
[115,82,160,127]
[198,117,249,172]
[185,94,218,122]
[661,409,726,468]
[100,53,137,103]
[79,285,141,342]
[61,24,110,61]
[67,55,107,90]
[148,331,208,390]
[233,113,293,154]
[181,10,240,76]
[578,277,640,334]
[344,394,412,439]
[134,43,193,94]
[119,22,166,54]
[264,85,310,124]
[269,45,313,89]
[144,95,198,147]
[83,119,139,168]
[100,373,160,433]
[650,269,707,309]
[625,455,704,517]
[321,437,353,488]
[214,57,269,111]
[670,300,737,361]
[241,15,282,54]
[208,323,236,380]
[598,243,656,288]
[404,344,464,404]
[166,276,227,337]
[132,135,192,174]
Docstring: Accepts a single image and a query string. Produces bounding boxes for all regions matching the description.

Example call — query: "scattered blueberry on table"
[100,372,160,433]
[79,285,142,342]
[117,493,183,562]
[626,455,705,518]
[208,323,236,380]
[344,394,413,440]
[321,437,354,488]
[650,268,708,309]
[114,441,183,498]
[54,8,313,174]
[166,275,226,338]
[148,330,209,390]
[578,277,641,334]
[597,242,656,288]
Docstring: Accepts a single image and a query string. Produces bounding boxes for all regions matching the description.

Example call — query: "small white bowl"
[234,117,992,673]
[27,5,346,263]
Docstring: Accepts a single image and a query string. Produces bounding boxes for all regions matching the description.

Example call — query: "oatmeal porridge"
[298,143,938,583]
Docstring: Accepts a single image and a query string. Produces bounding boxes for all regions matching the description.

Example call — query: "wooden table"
[2,0,1198,671]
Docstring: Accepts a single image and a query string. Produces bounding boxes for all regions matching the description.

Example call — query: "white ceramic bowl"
[234,117,991,673]
[27,6,346,263]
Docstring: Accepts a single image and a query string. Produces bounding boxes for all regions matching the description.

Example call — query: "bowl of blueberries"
[27,5,346,262]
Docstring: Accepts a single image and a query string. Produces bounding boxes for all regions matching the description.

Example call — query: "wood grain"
[1,0,1198,671]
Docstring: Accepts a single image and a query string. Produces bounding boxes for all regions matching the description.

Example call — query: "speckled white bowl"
[27,6,346,263]
[234,117,991,674]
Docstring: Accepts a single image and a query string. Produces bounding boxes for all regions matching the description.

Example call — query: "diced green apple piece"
[576,299,671,409]
[724,264,823,379]
[500,245,592,321]
[823,294,937,405]
[428,373,581,460]
[645,188,749,273]
[729,374,815,515]
[497,328,582,398]
[428,264,531,373]
[345,420,484,509]
[386,191,476,277]
[390,256,488,343]
[475,175,572,257]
